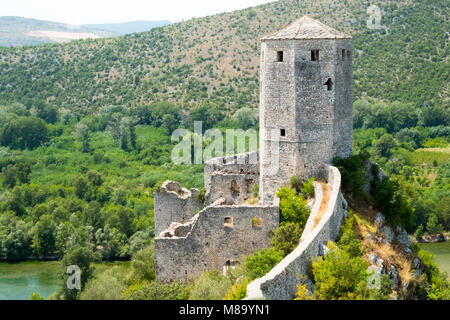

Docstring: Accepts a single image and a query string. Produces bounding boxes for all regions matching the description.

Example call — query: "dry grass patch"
[312,182,331,229]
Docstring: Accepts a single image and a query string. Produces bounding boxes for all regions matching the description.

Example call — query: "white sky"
[0,0,276,25]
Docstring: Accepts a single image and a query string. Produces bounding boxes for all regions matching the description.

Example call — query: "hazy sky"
[0,0,276,25]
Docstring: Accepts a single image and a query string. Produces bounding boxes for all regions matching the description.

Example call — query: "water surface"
[0,260,130,300]
[419,241,450,279]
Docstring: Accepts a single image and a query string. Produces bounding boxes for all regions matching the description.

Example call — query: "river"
[418,241,450,279]
[0,261,130,300]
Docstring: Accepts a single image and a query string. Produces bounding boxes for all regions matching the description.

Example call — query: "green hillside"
[0,0,448,114]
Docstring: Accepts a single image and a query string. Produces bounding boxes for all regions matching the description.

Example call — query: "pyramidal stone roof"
[262,16,351,41]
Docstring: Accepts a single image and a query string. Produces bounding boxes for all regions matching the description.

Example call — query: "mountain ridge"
[0,0,447,113]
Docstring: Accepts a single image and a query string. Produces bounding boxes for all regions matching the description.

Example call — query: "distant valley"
[0,16,171,47]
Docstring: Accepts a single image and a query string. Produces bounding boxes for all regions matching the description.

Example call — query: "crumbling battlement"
[154,181,204,236]
[204,151,260,205]
[155,197,279,282]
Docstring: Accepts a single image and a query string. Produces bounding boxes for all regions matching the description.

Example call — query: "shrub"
[289,175,300,192]
[243,247,284,281]
[251,184,259,198]
[418,249,450,300]
[29,293,45,300]
[276,188,310,227]
[130,245,155,282]
[301,177,315,199]
[123,280,191,300]
[312,242,370,300]
[271,222,303,257]
[59,246,100,300]
[195,188,206,204]
[188,269,232,300]
[372,176,414,227]
[332,151,370,195]
[224,278,249,300]
[337,211,364,258]
[79,267,128,300]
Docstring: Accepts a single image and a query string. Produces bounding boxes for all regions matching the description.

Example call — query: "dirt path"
[312,182,331,229]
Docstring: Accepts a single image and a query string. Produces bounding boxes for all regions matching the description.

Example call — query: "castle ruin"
[154,16,353,293]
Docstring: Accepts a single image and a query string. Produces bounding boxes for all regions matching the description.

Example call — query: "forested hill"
[0,0,448,114]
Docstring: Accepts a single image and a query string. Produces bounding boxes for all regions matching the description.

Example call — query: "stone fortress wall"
[155,189,279,282]
[204,151,259,205]
[154,17,354,290]
[154,181,203,236]
[246,164,347,300]
[155,152,279,282]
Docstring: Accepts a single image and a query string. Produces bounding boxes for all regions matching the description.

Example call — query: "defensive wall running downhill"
[155,196,279,282]
[246,164,347,300]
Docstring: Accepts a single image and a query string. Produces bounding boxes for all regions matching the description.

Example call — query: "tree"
[243,247,284,280]
[79,267,127,300]
[0,116,48,149]
[188,269,232,300]
[149,101,182,132]
[189,104,224,130]
[2,164,17,188]
[312,242,370,300]
[74,123,90,153]
[59,245,99,300]
[120,122,129,151]
[32,214,56,256]
[372,134,397,158]
[34,102,58,124]
[233,107,258,129]
[130,245,155,282]
[83,201,104,231]
[276,188,310,226]
[271,222,303,257]
[427,214,443,235]
[16,162,31,184]
[129,121,137,150]
[73,176,89,200]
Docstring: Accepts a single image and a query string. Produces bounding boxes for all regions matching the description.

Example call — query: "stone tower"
[259,16,353,204]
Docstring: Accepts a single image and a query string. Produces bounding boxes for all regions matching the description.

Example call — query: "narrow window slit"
[324,78,333,91]
[276,51,284,62]
[311,50,319,61]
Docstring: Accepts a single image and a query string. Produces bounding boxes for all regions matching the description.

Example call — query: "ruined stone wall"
[246,165,347,300]
[155,199,279,282]
[154,181,203,236]
[204,151,259,205]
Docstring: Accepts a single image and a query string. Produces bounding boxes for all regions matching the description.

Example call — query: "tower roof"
[261,16,351,41]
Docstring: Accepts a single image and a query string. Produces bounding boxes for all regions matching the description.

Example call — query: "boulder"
[396,228,411,249]
[388,265,399,287]
[374,212,385,228]
[383,225,394,244]
[319,242,330,256]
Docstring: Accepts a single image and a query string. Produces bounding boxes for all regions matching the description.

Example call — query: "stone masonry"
[259,16,353,204]
[154,16,353,284]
